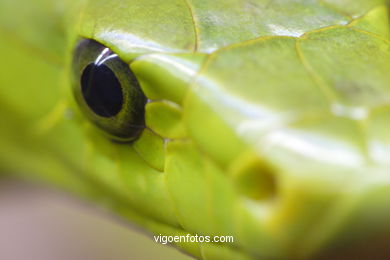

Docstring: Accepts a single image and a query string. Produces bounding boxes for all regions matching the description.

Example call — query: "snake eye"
[72,39,147,141]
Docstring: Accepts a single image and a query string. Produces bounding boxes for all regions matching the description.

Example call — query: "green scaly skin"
[0,0,390,259]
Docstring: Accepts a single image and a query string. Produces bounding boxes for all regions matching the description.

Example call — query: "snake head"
[1,0,389,259]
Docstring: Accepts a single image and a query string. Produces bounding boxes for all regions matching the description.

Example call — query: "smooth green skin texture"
[0,0,390,259]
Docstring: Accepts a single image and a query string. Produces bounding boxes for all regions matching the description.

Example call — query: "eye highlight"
[72,39,147,141]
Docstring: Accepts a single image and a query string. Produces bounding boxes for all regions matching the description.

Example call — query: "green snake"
[0,0,390,259]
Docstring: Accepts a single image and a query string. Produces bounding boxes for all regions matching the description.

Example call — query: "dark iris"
[72,39,147,141]
[81,63,123,117]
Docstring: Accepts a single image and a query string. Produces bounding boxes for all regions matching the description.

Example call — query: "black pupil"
[81,63,123,117]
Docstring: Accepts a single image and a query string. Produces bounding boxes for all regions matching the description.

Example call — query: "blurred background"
[0,180,193,260]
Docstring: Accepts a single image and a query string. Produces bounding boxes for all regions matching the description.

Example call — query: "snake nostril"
[231,155,278,201]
